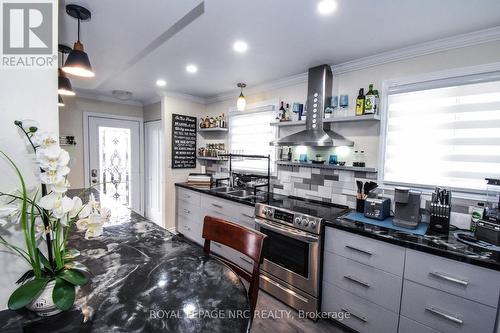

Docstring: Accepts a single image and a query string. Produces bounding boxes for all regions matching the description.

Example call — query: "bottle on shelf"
[353,150,359,167]
[285,103,291,121]
[287,147,292,161]
[355,88,365,116]
[373,90,380,115]
[364,84,377,114]
[359,150,366,167]
[279,101,286,121]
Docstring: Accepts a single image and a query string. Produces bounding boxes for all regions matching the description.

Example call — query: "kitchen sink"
[210,186,238,193]
[226,189,260,198]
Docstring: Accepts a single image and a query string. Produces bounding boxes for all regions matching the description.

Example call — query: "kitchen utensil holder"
[429,203,451,234]
[356,199,365,213]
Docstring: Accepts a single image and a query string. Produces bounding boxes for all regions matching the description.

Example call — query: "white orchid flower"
[34,217,46,240]
[20,119,39,133]
[49,178,70,194]
[39,166,70,185]
[32,132,59,150]
[68,197,83,219]
[0,203,21,226]
[79,193,100,218]
[36,148,69,171]
[76,213,105,239]
[38,193,74,219]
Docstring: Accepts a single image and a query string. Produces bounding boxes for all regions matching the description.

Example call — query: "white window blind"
[383,78,500,192]
[229,109,276,173]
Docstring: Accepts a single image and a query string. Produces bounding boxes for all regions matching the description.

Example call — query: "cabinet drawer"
[401,280,497,333]
[235,207,256,230]
[177,188,201,206]
[201,195,242,219]
[322,282,399,333]
[177,200,200,222]
[398,316,440,333]
[176,214,203,245]
[323,252,402,312]
[325,228,405,276]
[405,249,500,307]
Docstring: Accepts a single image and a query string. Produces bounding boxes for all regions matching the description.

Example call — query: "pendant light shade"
[58,69,75,95]
[237,83,247,111]
[58,44,75,96]
[58,95,65,107]
[63,4,94,78]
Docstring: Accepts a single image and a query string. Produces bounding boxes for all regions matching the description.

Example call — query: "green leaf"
[15,270,35,285]
[58,269,88,286]
[65,261,91,275]
[52,278,75,311]
[38,249,53,273]
[63,248,80,260]
[8,277,49,310]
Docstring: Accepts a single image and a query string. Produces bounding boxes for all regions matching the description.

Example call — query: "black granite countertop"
[325,218,500,271]
[177,183,500,272]
[0,192,250,333]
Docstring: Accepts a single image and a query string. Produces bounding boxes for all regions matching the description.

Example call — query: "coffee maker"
[393,187,421,229]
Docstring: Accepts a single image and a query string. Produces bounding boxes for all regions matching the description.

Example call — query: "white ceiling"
[58,0,500,104]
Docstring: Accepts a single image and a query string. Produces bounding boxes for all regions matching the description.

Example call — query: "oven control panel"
[255,203,323,234]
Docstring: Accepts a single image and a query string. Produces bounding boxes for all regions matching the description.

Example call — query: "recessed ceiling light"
[186,64,198,74]
[156,79,167,87]
[233,40,248,53]
[317,0,337,15]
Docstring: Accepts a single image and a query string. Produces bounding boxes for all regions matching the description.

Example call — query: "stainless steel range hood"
[271,65,354,147]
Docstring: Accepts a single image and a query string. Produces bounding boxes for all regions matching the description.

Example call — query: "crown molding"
[331,26,500,74]
[207,26,500,104]
[206,72,308,104]
[157,91,208,105]
[74,90,144,107]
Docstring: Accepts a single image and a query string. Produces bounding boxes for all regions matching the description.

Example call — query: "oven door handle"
[255,218,319,243]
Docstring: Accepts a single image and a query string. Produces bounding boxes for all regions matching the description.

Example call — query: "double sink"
[210,186,264,200]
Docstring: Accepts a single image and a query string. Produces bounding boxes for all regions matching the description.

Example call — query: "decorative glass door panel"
[98,127,131,206]
[87,116,142,214]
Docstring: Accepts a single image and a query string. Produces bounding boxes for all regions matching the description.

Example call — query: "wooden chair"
[202,216,267,320]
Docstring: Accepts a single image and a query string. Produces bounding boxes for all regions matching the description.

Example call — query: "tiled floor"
[250,291,350,333]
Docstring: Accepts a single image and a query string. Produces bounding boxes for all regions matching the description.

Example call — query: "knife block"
[429,203,451,234]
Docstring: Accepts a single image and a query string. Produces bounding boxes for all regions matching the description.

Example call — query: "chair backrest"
[202,216,265,263]
[202,215,266,320]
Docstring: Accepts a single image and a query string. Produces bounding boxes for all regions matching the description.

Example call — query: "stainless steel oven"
[255,203,324,313]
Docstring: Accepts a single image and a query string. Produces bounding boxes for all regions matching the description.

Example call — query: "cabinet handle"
[240,257,253,265]
[343,275,370,288]
[341,307,367,322]
[213,243,222,248]
[183,209,190,214]
[429,272,469,287]
[212,203,223,209]
[241,213,254,218]
[425,306,463,325]
[345,245,372,256]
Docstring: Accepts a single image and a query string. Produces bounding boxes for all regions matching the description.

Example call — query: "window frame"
[378,62,500,197]
[227,99,279,175]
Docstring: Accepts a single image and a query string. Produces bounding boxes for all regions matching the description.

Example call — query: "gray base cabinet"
[323,227,500,333]
[175,187,255,272]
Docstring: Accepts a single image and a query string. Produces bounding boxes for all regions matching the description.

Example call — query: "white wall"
[162,96,206,230]
[0,4,58,311]
[206,41,500,167]
[59,97,143,189]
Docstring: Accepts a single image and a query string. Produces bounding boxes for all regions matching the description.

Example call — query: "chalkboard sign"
[171,114,197,169]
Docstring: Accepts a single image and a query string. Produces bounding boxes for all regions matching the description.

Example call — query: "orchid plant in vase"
[0,120,109,316]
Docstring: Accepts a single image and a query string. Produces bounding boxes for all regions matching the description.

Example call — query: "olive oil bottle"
[355,88,365,116]
[364,84,376,114]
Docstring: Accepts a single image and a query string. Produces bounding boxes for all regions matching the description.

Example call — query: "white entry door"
[86,115,143,214]
[144,121,163,225]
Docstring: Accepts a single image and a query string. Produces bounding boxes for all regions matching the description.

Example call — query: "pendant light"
[58,95,65,107]
[58,44,75,96]
[236,83,247,111]
[63,4,94,78]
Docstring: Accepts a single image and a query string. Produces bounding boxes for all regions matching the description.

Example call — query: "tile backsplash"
[204,161,479,230]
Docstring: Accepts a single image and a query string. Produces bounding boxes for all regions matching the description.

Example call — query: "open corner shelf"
[270,114,380,127]
[198,128,229,133]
